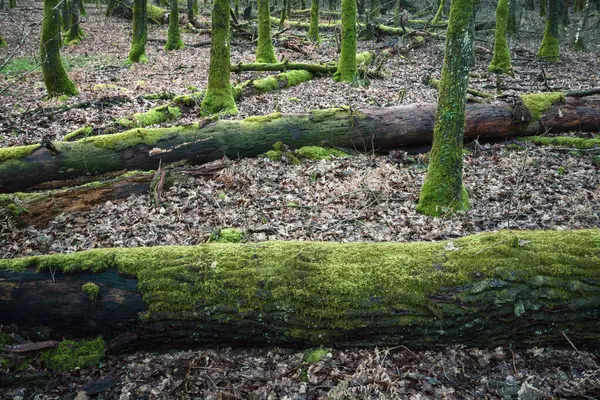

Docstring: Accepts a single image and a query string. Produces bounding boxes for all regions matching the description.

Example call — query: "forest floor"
[1,2,600,399]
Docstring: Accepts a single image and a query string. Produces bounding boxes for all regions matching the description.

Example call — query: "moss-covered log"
[0,230,599,349]
[108,0,168,24]
[1,94,600,192]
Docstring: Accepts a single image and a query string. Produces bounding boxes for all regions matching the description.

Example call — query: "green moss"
[488,0,513,76]
[117,105,182,128]
[173,92,204,107]
[0,332,12,347]
[64,125,93,141]
[77,126,181,152]
[42,338,105,371]
[1,230,598,344]
[521,136,600,149]
[355,51,373,67]
[148,4,167,23]
[251,70,313,93]
[81,282,100,301]
[0,35,6,47]
[303,348,330,364]
[245,112,282,123]
[296,146,350,159]
[432,0,447,23]
[210,228,246,243]
[256,0,277,63]
[0,144,41,162]
[334,0,357,82]
[520,92,565,120]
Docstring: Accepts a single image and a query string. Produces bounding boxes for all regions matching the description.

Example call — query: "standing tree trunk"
[165,0,184,50]
[417,0,479,216]
[540,0,546,16]
[280,0,286,28]
[308,0,320,42]
[333,0,356,82]
[489,0,513,75]
[200,0,238,115]
[65,0,84,44]
[256,0,277,63]
[432,0,446,23]
[572,0,589,50]
[507,0,517,34]
[537,0,560,61]
[370,0,379,19]
[61,0,71,30]
[41,0,78,97]
[128,0,148,63]
[187,0,194,21]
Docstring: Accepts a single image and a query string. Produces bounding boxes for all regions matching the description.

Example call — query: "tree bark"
[0,230,599,350]
[1,94,599,193]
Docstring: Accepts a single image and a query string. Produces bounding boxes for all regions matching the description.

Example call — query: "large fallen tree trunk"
[0,230,598,350]
[1,93,599,193]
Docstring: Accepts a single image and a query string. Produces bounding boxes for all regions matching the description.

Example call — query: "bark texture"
[128,0,148,63]
[1,94,599,193]
[334,0,357,82]
[0,230,599,349]
[256,0,277,63]
[417,0,479,216]
[164,0,184,50]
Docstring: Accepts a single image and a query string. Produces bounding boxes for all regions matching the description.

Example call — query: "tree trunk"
[200,0,238,115]
[0,230,599,350]
[65,0,84,44]
[41,0,78,97]
[432,0,446,23]
[308,0,320,42]
[572,0,589,50]
[488,0,513,75]
[165,0,184,50]
[256,0,277,63]
[417,0,478,216]
[537,0,560,61]
[1,93,599,193]
[128,0,148,63]
[507,0,517,34]
[334,0,357,81]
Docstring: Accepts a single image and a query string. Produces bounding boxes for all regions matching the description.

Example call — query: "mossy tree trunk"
[537,0,560,61]
[507,0,517,34]
[488,0,513,75]
[200,0,238,115]
[572,0,589,50]
[3,93,599,193]
[279,0,286,28]
[333,0,357,82]
[417,0,479,216]
[256,0,277,63]
[308,0,320,42]
[540,0,546,16]
[432,0,446,23]
[41,0,78,98]
[187,0,194,21]
[165,0,184,50]
[61,0,71,30]
[128,0,148,62]
[65,0,84,44]
[1,230,599,350]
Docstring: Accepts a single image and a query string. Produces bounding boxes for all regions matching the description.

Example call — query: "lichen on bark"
[164,0,184,50]
[417,0,480,216]
[488,0,513,75]
[40,0,78,97]
[200,0,238,115]
[333,0,357,82]
[256,0,277,63]
[128,0,148,63]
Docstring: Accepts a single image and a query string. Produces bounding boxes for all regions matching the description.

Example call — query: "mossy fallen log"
[1,93,599,192]
[108,0,167,24]
[0,230,599,349]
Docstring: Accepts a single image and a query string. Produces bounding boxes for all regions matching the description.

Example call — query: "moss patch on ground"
[81,282,100,301]
[521,136,600,149]
[41,338,105,371]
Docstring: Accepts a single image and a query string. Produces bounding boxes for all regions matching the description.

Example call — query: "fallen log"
[0,230,598,349]
[1,93,599,193]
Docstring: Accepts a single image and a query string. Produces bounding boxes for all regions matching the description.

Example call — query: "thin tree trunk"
[334,0,357,81]
[128,0,148,62]
[417,0,479,216]
[308,0,320,42]
[41,0,78,97]
[537,0,560,61]
[256,0,277,62]
[489,0,513,75]
[165,0,184,50]
[572,0,589,50]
